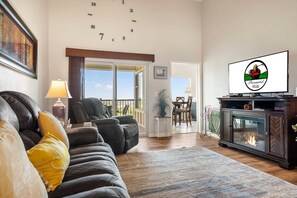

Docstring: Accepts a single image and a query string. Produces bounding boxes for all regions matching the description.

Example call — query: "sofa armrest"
[67,126,103,148]
[113,115,137,125]
[92,118,119,125]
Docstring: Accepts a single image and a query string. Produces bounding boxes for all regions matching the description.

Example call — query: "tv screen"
[228,51,288,94]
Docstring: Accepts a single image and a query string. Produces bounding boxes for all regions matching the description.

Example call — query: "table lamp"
[45,80,72,125]
[185,87,192,98]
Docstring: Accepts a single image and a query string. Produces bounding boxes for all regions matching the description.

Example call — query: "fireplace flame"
[244,133,256,147]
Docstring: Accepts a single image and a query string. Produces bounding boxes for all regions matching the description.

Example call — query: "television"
[228,51,289,95]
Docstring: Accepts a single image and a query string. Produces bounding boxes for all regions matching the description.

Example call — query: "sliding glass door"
[135,69,145,127]
[84,62,114,114]
[116,65,137,116]
[84,59,146,131]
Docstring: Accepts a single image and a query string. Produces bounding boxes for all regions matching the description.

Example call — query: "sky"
[171,77,190,100]
[85,70,134,99]
[85,70,189,100]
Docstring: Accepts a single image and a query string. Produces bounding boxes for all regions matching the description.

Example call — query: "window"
[85,66,113,99]
[84,61,144,117]
[171,77,190,100]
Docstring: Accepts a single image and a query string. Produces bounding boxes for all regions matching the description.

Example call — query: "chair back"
[122,104,130,115]
[176,96,185,108]
[176,96,185,102]
[72,98,111,123]
[186,96,193,111]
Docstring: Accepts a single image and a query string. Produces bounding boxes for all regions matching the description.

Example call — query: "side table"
[154,116,172,137]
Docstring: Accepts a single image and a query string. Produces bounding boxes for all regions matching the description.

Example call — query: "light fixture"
[45,80,72,125]
[185,87,192,97]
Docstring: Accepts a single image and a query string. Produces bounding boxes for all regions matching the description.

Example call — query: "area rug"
[116,147,297,198]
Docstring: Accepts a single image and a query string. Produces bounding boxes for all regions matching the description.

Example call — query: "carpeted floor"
[116,147,297,198]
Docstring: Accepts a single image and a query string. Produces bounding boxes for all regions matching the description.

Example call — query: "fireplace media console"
[218,97,297,169]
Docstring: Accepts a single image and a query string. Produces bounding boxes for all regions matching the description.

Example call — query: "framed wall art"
[0,0,38,79]
[154,66,167,79]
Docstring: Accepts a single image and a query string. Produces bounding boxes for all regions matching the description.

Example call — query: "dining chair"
[172,96,185,125]
[176,96,185,104]
[122,104,130,115]
[175,96,193,127]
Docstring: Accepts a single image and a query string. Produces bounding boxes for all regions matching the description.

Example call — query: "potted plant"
[154,89,171,117]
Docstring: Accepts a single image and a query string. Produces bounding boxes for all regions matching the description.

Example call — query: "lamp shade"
[45,80,72,99]
[185,87,192,94]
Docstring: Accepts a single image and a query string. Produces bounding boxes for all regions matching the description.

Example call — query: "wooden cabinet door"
[266,112,284,158]
[220,109,232,142]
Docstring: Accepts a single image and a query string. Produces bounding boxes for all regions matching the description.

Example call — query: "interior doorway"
[171,62,201,133]
[84,58,147,135]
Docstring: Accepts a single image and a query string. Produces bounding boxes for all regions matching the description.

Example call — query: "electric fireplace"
[218,97,297,169]
[233,116,266,152]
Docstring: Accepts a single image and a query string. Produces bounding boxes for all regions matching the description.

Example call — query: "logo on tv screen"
[244,60,268,91]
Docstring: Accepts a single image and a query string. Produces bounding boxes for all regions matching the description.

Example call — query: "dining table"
[172,101,187,108]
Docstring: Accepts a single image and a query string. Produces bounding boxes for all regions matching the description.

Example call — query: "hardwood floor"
[126,132,297,185]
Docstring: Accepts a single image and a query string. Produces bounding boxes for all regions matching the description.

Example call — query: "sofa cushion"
[64,160,119,181]
[48,143,129,198]
[20,129,42,145]
[62,186,129,198]
[69,142,116,164]
[27,133,70,192]
[19,132,36,150]
[48,175,129,198]
[0,120,47,198]
[38,111,69,149]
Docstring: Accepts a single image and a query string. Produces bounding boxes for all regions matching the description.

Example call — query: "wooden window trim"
[66,48,155,62]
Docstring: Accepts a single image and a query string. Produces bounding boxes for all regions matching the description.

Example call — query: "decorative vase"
[160,111,166,117]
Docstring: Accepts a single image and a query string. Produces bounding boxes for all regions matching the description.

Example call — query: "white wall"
[0,0,49,109]
[202,0,297,107]
[48,0,202,136]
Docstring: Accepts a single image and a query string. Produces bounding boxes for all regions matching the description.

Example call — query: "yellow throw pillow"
[27,133,70,192]
[0,120,48,198]
[38,111,69,149]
